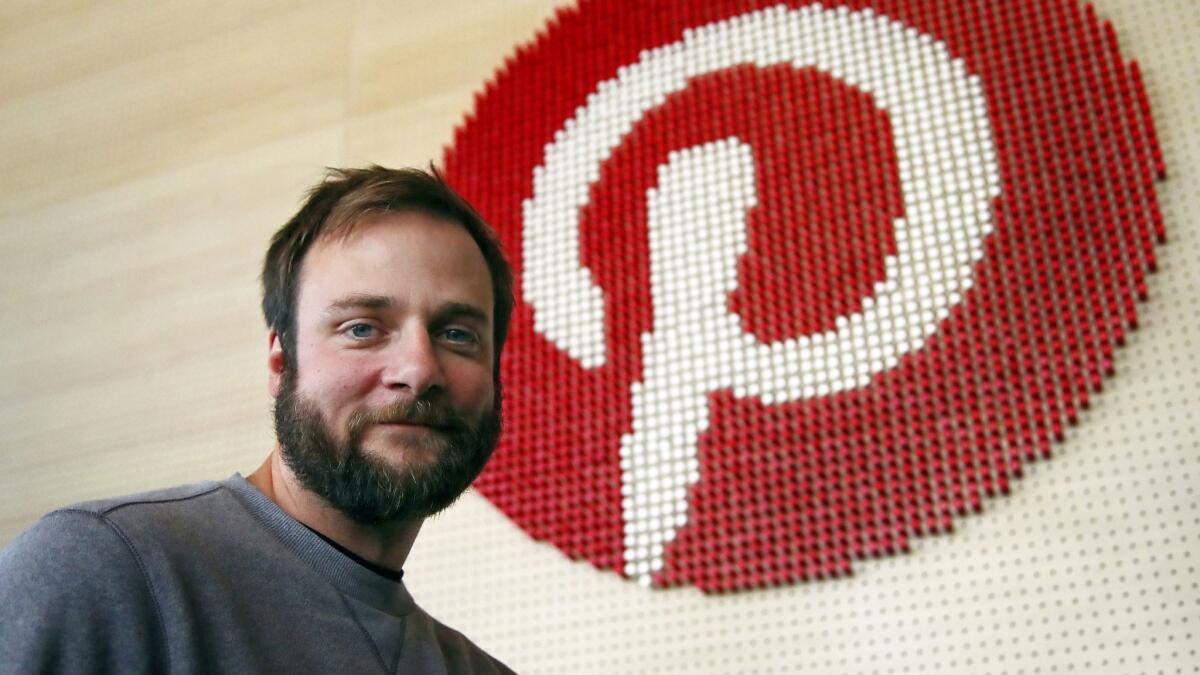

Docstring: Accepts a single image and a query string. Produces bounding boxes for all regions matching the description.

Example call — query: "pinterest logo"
[446,0,1164,592]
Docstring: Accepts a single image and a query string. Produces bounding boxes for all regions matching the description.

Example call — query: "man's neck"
[246,448,423,573]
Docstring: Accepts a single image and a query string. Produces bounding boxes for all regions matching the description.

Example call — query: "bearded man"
[0,167,516,674]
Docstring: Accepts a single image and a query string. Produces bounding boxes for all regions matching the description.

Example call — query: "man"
[0,167,516,674]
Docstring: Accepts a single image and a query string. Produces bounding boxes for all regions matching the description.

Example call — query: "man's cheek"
[303,361,375,403]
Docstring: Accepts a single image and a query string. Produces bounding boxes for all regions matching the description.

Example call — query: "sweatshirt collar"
[224,473,416,617]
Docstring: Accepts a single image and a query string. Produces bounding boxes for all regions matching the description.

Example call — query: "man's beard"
[273,370,501,525]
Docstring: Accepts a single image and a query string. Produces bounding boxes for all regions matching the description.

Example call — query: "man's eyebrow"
[324,294,394,313]
[436,302,490,326]
[323,296,489,324]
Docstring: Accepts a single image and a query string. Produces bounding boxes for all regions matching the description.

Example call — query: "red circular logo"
[444,0,1165,592]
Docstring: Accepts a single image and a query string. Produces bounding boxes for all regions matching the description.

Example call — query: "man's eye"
[345,323,377,339]
[442,328,478,344]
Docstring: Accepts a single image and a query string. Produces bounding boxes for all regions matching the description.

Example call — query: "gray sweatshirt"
[0,475,514,674]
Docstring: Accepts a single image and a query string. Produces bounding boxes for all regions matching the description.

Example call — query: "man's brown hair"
[261,165,514,376]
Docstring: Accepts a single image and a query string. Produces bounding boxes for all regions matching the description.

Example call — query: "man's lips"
[374,420,452,432]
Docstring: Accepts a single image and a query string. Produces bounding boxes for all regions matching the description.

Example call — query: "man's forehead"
[307,211,487,268]
[322,208,462,243]
[295,214,494,316]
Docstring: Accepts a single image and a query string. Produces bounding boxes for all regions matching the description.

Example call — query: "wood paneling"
[0,0,567,542]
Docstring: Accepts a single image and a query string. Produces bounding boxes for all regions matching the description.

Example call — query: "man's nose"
[380,328,444,398]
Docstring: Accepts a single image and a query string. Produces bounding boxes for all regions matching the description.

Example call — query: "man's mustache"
[346,399,467,438]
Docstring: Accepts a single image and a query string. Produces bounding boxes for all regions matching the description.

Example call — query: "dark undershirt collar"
[300,524,405,583]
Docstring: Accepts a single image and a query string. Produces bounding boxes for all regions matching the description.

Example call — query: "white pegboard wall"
[403,0,1200,672]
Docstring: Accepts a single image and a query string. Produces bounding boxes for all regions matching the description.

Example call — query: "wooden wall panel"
[0,0,564,542]
[343,1,563,166]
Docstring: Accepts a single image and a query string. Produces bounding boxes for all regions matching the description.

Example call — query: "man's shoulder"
[10,478,242,560]
[0,479,249,674]
[65,475,225,511]
[63,479,226,517]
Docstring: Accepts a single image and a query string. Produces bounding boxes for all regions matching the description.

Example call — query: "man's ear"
[268,330,286,398]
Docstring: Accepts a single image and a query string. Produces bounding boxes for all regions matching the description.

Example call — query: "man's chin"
[274,372,500,523]
[359,425,449,465]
